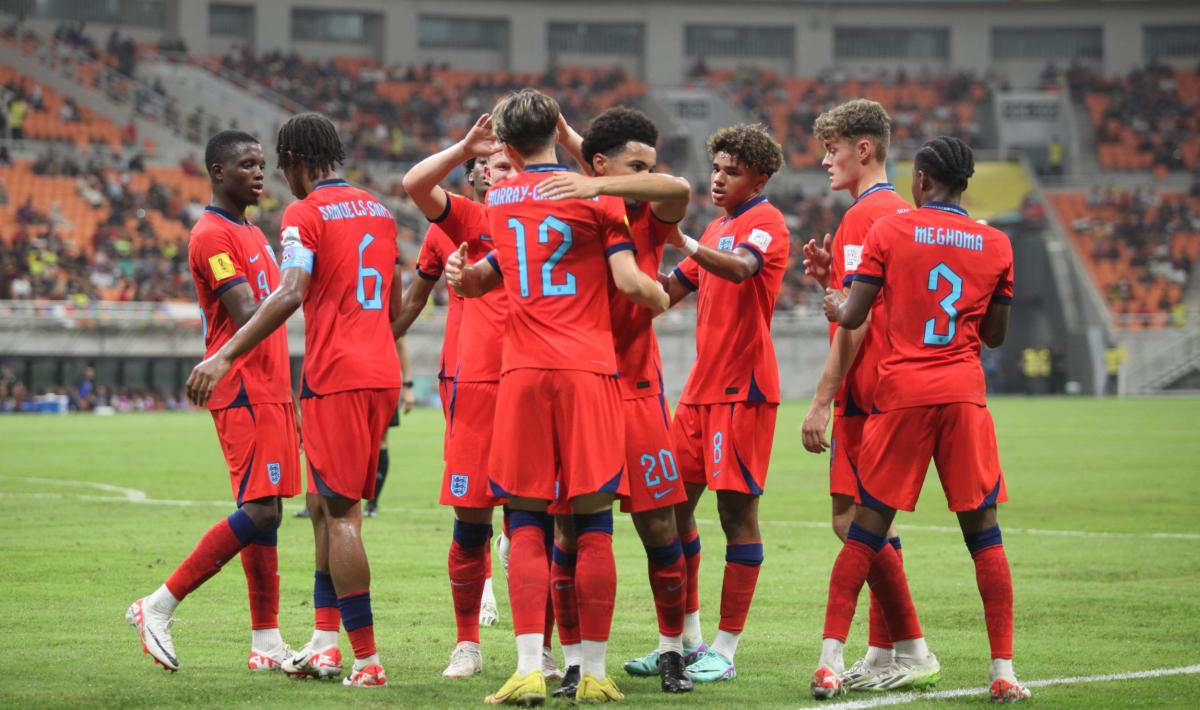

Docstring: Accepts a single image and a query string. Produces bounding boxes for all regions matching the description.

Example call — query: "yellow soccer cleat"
[575,674,625,703]
[484,670,546,706]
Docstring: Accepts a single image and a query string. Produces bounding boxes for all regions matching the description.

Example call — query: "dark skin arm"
[388,262,405,340]
[392,275,437,337]
[981,302,1011,348]
[823,280,880,330]
[660,272,694,307]
[217,282,260,327]
[187,268,309,406]
[687,241,761,284]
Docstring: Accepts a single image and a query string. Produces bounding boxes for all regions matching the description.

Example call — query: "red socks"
[645,539,686,636]
[682,528,701,615]
[449,520,491,644]
[338,590,375,659]
[966,526,1014,659]
[240,529,279,631]
[867,542,922,642]
[550,545,581,647]
[823,529,879,641]
[719,542,763,634]
[166,510,258,600]
[507,512,551,636]
[574,512,616,642]
[313,570,341,631]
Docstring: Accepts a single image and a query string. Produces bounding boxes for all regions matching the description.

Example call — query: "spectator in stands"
[8,95,27,139]
[0,176,7,206]
[72,365,96,411]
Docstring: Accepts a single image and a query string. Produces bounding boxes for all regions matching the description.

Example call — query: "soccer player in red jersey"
[400,140,518,679]
[187,114,403,689]
[127,130,300,674]
[813,137,1028,702]
[657,124,789,683]
[536,107,695,695]
[798,100,932,691]
[447,89,669,705]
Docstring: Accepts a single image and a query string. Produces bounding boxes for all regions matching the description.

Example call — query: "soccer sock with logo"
[823,523,883,645]
[312,570,341,647]
[508,510,551,675]
[965,526,1014,660]
[162,509,259,605]
[713,541,763,661]
[240,526,280,641]
[338,590,376,661]
[645,537,686,653]
[867,537,924,649]
[550,543,581,657]
[575,510,616,679]
[681,527,704,647]
[448,519,491,644]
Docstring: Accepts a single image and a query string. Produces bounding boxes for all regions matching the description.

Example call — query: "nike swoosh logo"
[666,583,683,593]
[249,254,260,262]
[653,487,675,500]
[712,469,723,478]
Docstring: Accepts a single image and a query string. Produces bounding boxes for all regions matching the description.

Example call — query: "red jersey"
[610,201,675,399]
[188,206,292,410]
[484,164,633,375]
[828,183,912,414]
[853,202,1014,411]
[674,196,789,405]
[415,223,464,380]
[280,179,401,396]
[434,192,508,383]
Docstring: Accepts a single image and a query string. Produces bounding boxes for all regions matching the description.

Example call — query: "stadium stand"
[1049,187,1197,328]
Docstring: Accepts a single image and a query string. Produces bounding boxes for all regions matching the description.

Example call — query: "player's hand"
[445,242,469,291]
[402,385,415,414]
[536,171,599,200]
[648,281,670,316]
[556,114,577,146]
[803,233,833,285]
[823,288,845,322]
[462,113,500,158]
[667,225,686,248]
[801,401,831,454]
[186,353,232,407]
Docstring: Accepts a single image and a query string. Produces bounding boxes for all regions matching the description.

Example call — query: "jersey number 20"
[923,262,962,346]
[509,216,576,298]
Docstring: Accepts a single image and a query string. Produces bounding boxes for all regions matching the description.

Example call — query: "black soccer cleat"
[658,651,694,693]
[364,500,378,518]
[553,665,581,698]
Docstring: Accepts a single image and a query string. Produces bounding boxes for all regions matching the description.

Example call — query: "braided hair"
[914,136,974,194]
[276,112,344,180]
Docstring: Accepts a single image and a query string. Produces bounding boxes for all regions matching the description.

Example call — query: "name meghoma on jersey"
[317,199,392,221]
[913,225,984,252]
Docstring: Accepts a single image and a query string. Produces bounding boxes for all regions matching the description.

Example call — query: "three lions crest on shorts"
[267,462,281,485]
[450,474,469,498]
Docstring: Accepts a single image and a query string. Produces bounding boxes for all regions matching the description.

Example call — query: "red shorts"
[829,414,865,498]
[441,381,505,508]
[489,369,625,505]
[302,388,400,502]
[439,377,453,453]
[619,394,687,514]
[212,402,301,504]
[857,403,1007,512]
[672,402,778,495]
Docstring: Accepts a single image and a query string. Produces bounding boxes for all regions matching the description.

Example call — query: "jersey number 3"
[509,216,576,298]
[923,262,962,346]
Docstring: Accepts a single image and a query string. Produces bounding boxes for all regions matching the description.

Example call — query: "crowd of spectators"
[0,364,190,413]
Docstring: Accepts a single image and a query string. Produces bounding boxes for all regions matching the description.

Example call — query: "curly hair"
[914,136,975,194]
[276,112,344,179]
[812,99,891,163]
[582,106,659,166]
[492,88,560,157]
[707,123,784,176]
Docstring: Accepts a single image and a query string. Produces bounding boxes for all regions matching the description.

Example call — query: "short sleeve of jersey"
[994,255,1014,304]
[431,192,480,246]
[832,210,870,288]
[191,226,246,296]
[280,202,320,273]
[673,256,700,292]
[416,224,452,281]
[853,221,888,285]
[736,212,786,275]
[598,195,635,256]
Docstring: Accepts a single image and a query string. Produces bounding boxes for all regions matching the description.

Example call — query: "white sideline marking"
[2,475,1199,541]
[813,664,1200,709]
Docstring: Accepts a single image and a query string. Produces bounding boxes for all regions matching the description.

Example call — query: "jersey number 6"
[357,233,383,310]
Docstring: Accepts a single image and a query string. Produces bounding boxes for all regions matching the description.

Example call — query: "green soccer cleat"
[685,649,736,683]
[623,643,706,677]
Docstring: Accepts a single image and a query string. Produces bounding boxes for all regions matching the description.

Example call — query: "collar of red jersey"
[921,201,970,217]
[525,163,570,173]
[723,194,769,222]
[204,204,248,225]
[854,182,895,204]
[313,178,352,190]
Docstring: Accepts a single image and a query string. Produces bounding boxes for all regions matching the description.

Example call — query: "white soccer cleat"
[248,643,295,671]
[990,677,1031,703]
[857,652,941,692]
[479,599,500,627]
[442,641,484,678]
[840,654,893,690]
[811,665,846,699]
[343,662,387,688]
[542,647,564,681]
[282,642,343,679]
[126,597,179,671]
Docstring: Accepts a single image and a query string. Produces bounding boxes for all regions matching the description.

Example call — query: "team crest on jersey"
[450,474,469,497]
[718,236,735,251]
[267,462,281,484]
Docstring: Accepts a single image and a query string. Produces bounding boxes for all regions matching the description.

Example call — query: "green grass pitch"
[1,397,1198,708]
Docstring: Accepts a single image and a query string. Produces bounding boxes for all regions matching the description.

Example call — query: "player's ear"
[857,138,874,165]
[592,153,608,175]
